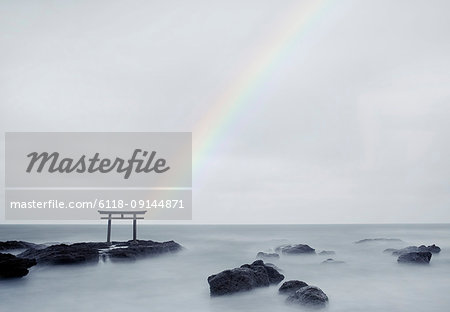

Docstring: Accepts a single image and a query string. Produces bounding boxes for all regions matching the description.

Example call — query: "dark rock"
[354,238,403,244]
[107,248,138,260]
[256,252,280,259]
[207,260,284,296]
[240,264,270,286]
[392,245,441,256]
[0,241,42,251]
[17,240,182,265]
[241,260,284,284]
[279,280,308,294]
[264,262,282,272]
[276,244,315,255]
[318,250,335,256]
[397,252,432,264]
[419,244,441,253]
[321,258,345,264]
[71,242,111,249]
[287,285,329,308]
[18,243,100,265]
[208,268,257,295]
[0,253,37,278]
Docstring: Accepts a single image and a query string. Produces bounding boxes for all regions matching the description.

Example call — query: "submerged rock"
[318,250,335,256]
[275,244,315,255]
[397,252,432,264]
[279,280,308,294]
[391,245,441,256]
[0,253,37,278]
[256,252,280,260]
[286,285,329,308]
[354,238,403,244]
[321,258,345,264]
[17,240,182,265]
[207,260,284,296]
[392,246,419,256]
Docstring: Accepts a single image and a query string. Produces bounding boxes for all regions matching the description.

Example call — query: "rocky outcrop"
[279,280,308,294]
[275,244,315,255]
[107,240,182,260]
[286,286,329,308]
[256,252,280,260]
[18,243,102,265]
[397,252,432,264]
[0,241,42,251]
[0,253,37,278]
[17,240,182,265]
[207,260,284,296]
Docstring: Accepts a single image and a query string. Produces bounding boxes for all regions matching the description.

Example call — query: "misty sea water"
[0,224,449,312]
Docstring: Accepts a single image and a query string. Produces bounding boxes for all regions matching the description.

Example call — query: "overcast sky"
[1,0,449,224]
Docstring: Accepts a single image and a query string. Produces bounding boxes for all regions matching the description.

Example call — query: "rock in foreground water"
[207,260,284,296]
[0,253,37,278]
[276,244,315,255]
[279,280,308,294]
[286,285,329,308]
[397,252,432,264]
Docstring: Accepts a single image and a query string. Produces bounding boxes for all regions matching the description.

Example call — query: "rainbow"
[191,0,334,180]
[147,0,334,220]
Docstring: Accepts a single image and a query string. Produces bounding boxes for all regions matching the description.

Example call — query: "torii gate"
[98,210,147,243]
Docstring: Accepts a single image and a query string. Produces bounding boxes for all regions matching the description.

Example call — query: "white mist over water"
[1,224,449,312]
